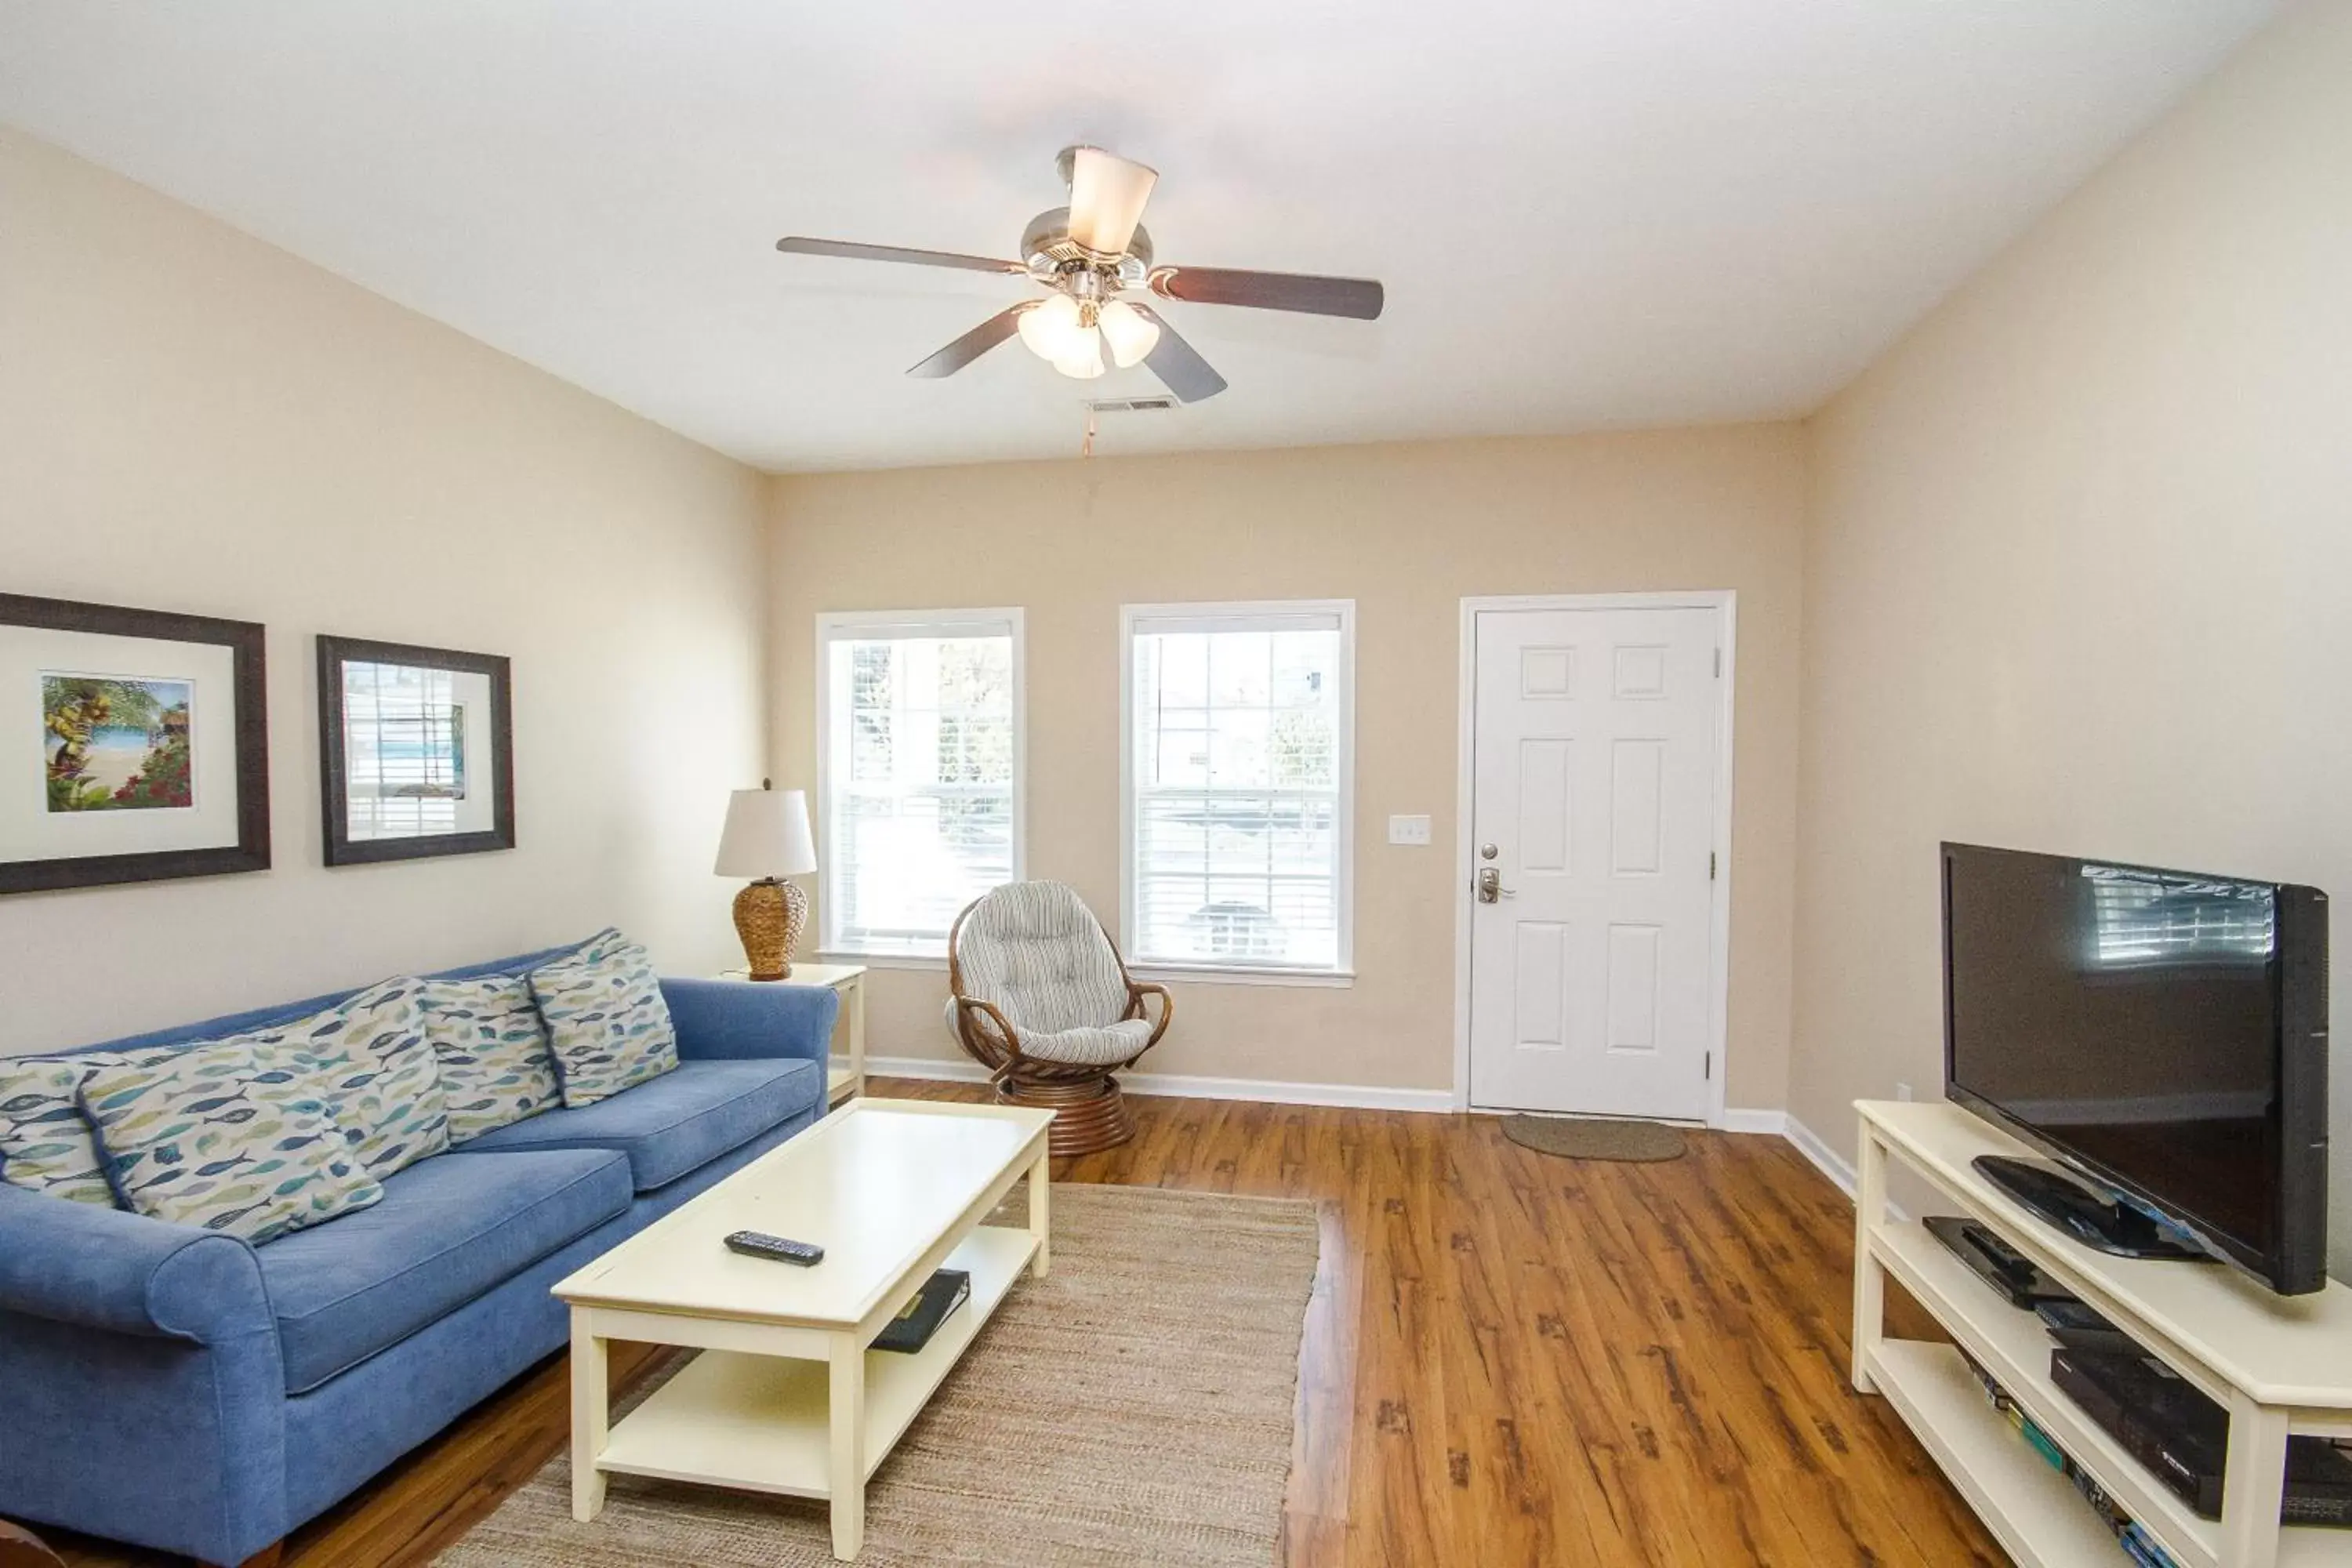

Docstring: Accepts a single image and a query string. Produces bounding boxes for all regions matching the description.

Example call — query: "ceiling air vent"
[1085,396,1178,414]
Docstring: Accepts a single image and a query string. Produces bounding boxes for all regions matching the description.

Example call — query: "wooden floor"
[49,1080,2002,1567]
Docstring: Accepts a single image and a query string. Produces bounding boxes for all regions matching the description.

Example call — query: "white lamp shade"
[1017,292,1085,361]
[1096,299,1160,368]
[713,787,816,878]
[1053,326,1107,379]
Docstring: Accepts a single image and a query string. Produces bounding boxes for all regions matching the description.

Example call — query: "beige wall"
[0,131,770,1053]
[1791,2,2352,1258]
[770,427,1806,1105]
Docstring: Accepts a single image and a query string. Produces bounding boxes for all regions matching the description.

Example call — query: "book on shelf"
[873,1268,971,1354]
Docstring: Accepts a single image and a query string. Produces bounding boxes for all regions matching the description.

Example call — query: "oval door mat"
[1500,1114,1687,1163]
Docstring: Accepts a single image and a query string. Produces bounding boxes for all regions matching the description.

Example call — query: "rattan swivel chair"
[945,880,1173,1156]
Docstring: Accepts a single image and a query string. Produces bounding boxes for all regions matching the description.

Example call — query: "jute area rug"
[437,1185,1321,1568]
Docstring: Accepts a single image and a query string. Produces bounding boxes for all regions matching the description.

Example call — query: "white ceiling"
[0,2,2276,473]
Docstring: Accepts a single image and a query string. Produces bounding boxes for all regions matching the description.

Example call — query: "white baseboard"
[864,1054,993,1086]
[862,1054,1808,1148]
[861,1054,1458,1115]
[1782,1111,1857,1197]
[1784,1110,1911,1220]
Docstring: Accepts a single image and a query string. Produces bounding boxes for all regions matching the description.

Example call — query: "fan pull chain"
[1081,401,1097,459]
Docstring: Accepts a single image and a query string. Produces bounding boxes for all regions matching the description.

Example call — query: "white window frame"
[814,607,1026,968]
[1120,598,1356,986]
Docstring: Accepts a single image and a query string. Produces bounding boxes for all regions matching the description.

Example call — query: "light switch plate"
[1388,814,1432,846]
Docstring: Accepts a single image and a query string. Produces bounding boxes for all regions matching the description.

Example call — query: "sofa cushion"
[259,1148,631,1394]
[458,1058,821,1192]
[417,973,563,1144]
[81,1039,383,1244]
[530,929,679,1107]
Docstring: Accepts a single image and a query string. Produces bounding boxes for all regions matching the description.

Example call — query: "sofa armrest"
[0,1185,288,1563]
[0,1183,273,1345]
[662,977,840,1064]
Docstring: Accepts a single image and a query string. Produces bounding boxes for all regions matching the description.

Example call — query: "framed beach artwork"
[318,634,514,866]
[1,593,270,894]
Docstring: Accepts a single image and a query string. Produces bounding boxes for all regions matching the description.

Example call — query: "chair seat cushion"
[259,1148,630,1394]
[1018,1018,1154,1067]
[456,1058,822,1192]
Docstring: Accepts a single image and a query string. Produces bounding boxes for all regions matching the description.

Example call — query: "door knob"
[1477,866,1515,903]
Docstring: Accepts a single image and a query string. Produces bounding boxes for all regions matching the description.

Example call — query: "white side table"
[717,962,867,1105]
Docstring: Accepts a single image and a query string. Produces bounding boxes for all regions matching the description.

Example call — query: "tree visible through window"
[1125,603,1353,974]
[822,614,1021,957]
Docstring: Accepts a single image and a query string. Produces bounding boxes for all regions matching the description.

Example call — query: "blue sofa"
[0,943,839,1566]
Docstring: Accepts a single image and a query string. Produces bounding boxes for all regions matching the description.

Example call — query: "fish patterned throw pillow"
[529,929,679,1107]
[0,1055,124,1205]
[79,1039,383,1243]
[230,978,448,1177]
[417,973,563,1143]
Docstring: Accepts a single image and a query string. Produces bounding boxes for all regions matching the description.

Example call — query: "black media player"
[2050,1347,2352,1524]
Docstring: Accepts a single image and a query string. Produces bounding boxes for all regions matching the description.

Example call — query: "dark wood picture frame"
[318,634,515,866]
[1,592,271,895]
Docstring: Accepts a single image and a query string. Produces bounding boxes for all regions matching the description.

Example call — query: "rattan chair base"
[996,1071,1134,1158]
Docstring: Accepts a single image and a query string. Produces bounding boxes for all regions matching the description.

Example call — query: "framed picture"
[2,593,270,895]
[318,634,514,866]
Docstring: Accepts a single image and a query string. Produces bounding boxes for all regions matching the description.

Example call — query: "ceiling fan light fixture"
[1016,292,1086,361]
[1066,146,1159,259]
[1096,299,1160,368]
[1053,325,1106,379]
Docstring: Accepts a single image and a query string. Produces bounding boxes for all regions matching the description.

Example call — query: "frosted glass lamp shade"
[713,787,816,878]
[1096,299,1160,368]
[1017,292,1086,361]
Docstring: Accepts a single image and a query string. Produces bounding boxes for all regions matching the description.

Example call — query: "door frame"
[1450,591,1738,1124]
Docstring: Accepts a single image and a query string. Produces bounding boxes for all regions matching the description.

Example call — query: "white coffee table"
[553,1098,1055,1561]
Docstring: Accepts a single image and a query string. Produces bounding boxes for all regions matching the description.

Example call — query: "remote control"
[724,1230,824,1265]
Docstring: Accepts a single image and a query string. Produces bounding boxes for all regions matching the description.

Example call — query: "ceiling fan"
[775,146,1384,404]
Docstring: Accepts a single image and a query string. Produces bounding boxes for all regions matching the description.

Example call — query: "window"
[1123,601,1353,978]
[818,610,1022,959]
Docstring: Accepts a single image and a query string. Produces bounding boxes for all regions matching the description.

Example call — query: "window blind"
[821,616,1019,957]
[1127,606,1351,972]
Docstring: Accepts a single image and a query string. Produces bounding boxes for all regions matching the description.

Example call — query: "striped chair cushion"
[953,882,1144,1066]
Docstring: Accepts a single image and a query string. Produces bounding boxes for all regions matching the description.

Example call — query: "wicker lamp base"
[732,877,808,981]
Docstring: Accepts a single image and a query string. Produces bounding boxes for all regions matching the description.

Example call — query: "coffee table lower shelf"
[595,1223,1036,1499]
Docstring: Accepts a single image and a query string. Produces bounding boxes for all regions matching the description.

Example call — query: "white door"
[1468,604,1723,1120]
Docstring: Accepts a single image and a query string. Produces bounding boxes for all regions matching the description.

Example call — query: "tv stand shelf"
[1853,1101,2352,1568]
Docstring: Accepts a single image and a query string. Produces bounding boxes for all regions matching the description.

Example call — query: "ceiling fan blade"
[1148,265,1384,321]
[777,236,1026,275]
[1128,303,1227,402]
[1065,146,1159,258]
[906,303,1035,379]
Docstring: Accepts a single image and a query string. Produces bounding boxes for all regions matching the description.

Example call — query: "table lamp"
[714,782,817,980]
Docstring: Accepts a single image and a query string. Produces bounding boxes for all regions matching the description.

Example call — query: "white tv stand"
[1852,1100,2352,1568]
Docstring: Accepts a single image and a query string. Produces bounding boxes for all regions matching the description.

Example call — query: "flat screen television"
[1941,842,2330,1296]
